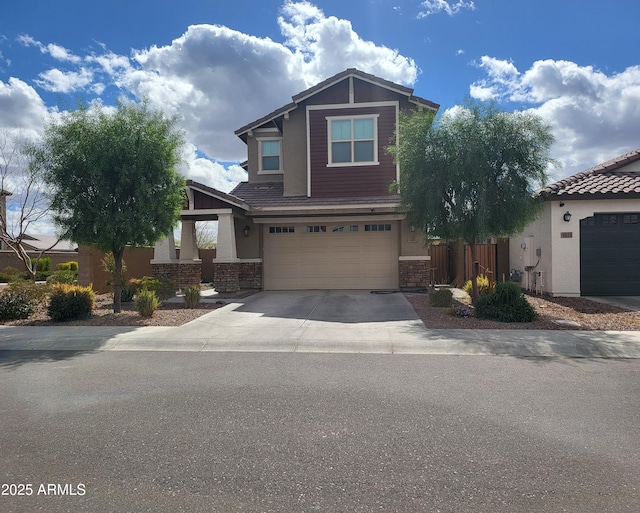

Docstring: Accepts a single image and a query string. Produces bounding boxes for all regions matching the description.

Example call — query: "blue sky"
[2,0,640,201]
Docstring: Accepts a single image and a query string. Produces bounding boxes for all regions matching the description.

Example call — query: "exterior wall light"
[243,226,251,237]
[410,225,416,232]
[563,211,572,222]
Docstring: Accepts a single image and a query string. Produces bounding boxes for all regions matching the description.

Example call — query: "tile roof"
[230,181,401,209]
[540,148,640,199]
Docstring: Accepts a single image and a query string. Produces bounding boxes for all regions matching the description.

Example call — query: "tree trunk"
[113,248,123,313]
[469,240,479,304]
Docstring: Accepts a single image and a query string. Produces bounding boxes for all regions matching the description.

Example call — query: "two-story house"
[151,69,439,292]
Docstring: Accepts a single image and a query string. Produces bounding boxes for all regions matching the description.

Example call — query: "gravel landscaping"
[2,286,639,330]
[405,290,640,330]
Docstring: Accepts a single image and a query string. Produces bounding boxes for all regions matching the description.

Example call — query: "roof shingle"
[540,148,640,199]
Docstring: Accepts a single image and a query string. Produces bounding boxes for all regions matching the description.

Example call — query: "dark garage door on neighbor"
[580,213,640,295]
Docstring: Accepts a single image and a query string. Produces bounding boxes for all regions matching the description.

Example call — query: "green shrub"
[474,282,537,323]
[133,276,176,300]
[463,274,494,297]
[30,257,51,272]
[56,261,79,272]
[135,289,160,318]
[7,281,50,306]
[47,284,95,322]
[429,288,453,307]
[47,270,78,285]
[120,282,135,303]
[0,290,36,321]
[0,266,20,282]
[183,285,201,308]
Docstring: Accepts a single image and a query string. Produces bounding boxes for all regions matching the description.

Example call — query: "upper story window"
[258,138,282,174]
[326,115,379,167]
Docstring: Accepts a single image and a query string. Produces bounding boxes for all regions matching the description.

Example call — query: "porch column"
[151,231,177,263]
[179,219,200,261]
[215,212,238,261]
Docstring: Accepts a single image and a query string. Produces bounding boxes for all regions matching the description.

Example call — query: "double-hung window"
[327,115,378,166]
[258,138,282,174]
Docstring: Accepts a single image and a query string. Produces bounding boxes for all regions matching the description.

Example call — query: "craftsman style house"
[152,69,439,291]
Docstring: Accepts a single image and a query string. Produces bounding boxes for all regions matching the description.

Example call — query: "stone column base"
[399,257,432,288]
[213,261,241,293]
[239,260,263,289]
[151,261,202,290]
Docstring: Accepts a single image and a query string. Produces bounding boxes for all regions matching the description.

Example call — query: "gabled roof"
[185,180,251,211]
[234,68,439,139]
[540,148,640,200]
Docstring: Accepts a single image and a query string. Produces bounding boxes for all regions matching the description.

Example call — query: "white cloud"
[45,43,82,64]
[35,67,94,93]
[0,78,50,137]
[470,57,640,179]
[418,0,475,18]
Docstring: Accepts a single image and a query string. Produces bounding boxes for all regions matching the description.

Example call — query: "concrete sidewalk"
[2,290,640,358]
[1,324,640,358]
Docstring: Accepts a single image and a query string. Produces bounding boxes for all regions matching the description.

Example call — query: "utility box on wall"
[522,236,534,268]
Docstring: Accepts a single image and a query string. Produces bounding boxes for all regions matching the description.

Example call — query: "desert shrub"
[7,281,50,306]
[120,282,135,303]
[0,266,20,283]
[474,282,537,323]
[183,285,201,308]
[47,284,95,322]
[451,304,473,318]
[135,289,160,318]
[429,288,453,307]
[133,276,176,300]
[30,257,51,272]
[56,261,79,272]
[0,290,36,321]
[463,274,494,297]
[47,269,78,285]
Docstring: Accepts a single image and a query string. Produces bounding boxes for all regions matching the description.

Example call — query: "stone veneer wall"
[212,262,240,293]
[151,262,201,290]
[399,259,431,288]
[239,261,262,289]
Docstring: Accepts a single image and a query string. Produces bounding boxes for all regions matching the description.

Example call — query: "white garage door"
[264,222,399,290]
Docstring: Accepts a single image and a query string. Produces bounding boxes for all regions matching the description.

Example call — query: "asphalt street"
[1,351,638,512]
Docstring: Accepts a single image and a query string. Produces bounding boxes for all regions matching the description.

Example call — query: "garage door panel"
[264,223,398,290]
[580,213,640,295]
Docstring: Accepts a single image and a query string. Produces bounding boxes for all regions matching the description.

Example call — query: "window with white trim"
[327,115,378,166]
[258,138,282,174]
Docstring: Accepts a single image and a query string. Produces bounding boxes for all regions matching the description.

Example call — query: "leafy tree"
[33,100,185,312]
[1,129,58,280]
[389,101,555,301]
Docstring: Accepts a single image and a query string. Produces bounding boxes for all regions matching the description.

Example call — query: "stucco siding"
[282,106,307,196]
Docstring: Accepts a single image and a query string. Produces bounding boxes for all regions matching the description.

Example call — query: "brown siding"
[304,79,349,106]
[193,190,232,210]
[354,79,404,103]
[309,105,397,198]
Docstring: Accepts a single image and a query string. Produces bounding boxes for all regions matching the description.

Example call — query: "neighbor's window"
[327,115,378,166]
[259,138,282,173]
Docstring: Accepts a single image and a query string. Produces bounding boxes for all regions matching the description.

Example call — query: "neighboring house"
[509,149,640,296]
[19,234,78,252]
[152,69,440,291]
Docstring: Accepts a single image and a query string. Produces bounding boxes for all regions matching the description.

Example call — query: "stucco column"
[151,231,177,263]
[215,212,239,261]
[179,219,200,261]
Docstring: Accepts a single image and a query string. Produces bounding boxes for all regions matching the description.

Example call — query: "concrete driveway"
[174,290,427,352]
[584,296,640,311]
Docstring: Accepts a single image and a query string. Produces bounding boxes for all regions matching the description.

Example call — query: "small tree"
[34,100,185,312]
[389,101,555,302]
[0,129,58,279]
